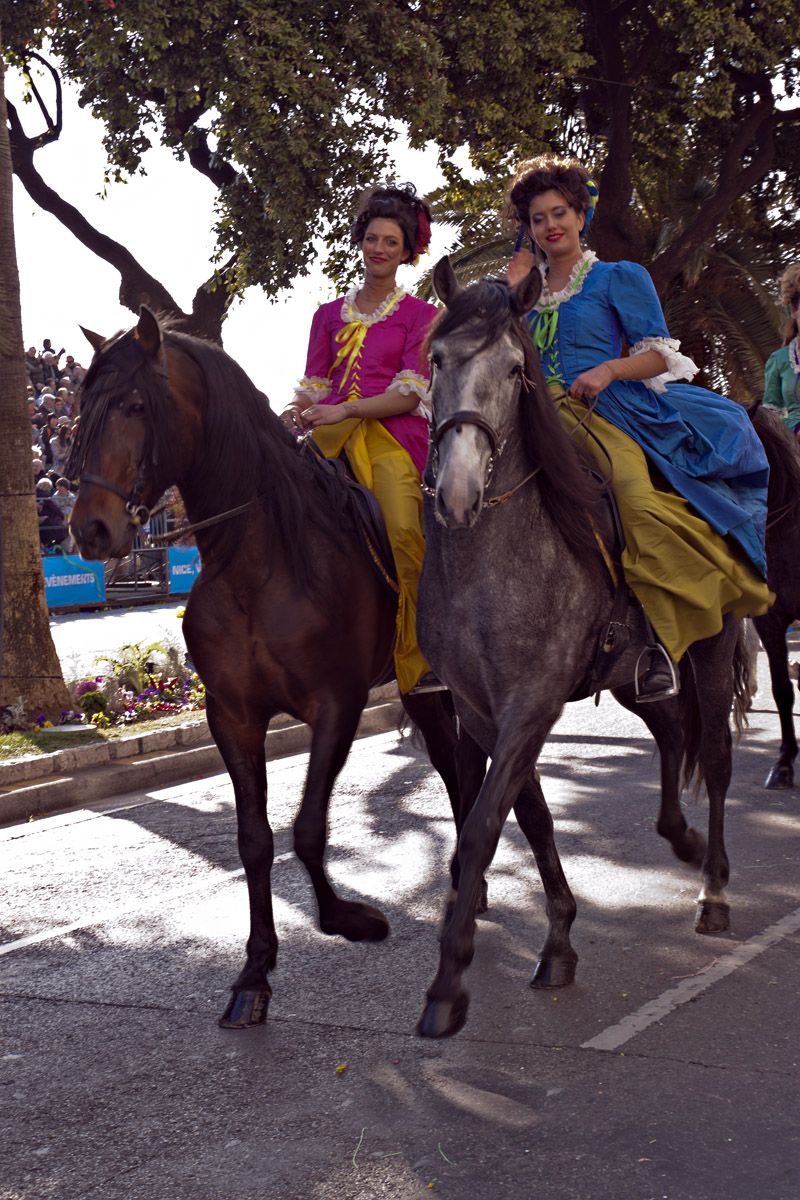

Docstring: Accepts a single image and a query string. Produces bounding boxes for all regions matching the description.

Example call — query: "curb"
[0,685,402,827]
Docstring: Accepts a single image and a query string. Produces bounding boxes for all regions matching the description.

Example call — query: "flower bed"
[2,639,206,734]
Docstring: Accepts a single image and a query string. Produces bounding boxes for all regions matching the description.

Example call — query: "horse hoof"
[695,900,730,935]
[530,955,577,989]
[320,900,390,943]
[417,992,469,1039]
[218,988,270,1029]
[765,764,794,789]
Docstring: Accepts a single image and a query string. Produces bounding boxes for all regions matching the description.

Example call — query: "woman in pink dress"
[282,184,442,694]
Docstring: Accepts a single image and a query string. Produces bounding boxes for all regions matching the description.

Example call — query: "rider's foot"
[408,671,449,696]
[635,645,680,704]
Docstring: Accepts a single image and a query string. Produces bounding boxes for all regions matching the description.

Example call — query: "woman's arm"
[300,387,418,427]
[569,350,668,400]
[281,306,334,427]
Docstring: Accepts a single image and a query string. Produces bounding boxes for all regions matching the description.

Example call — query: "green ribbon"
[530,308,559,356]
[529,309,563,386]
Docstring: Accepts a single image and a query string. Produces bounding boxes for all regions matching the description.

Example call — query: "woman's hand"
[568,363,615,400]
[301,403,350,428]
[279,406,304,433]
[507,247,537,287]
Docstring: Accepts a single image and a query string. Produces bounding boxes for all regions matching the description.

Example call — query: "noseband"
[424,376,540,510]
[79,470,152,528]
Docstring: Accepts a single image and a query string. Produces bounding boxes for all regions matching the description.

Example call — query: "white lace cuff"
[630,337,699,393]
[293,376,331,404]
[390,370,431,420]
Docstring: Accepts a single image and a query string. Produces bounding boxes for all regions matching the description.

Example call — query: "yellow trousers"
[554,392,773,660]
[312,418,430,692]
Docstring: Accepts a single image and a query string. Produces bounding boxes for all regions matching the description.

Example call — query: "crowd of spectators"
[24,338,180,560]
[24,339,84,553]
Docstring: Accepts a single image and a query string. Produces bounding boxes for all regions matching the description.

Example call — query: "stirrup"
[634,643,680,704]
[407,671,449,696]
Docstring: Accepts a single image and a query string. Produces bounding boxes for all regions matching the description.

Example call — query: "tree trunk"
[0,43,69,722]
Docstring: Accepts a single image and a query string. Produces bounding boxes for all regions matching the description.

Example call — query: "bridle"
[77,336,258,541]
[422,368,541,510]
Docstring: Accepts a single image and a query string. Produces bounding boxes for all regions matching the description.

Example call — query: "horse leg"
[513,775,578,989]
[754,609,797,789]
[612,682,707,868]
[685,627,738,934]
[418,718,550,1039]
[402,691,490,912]
[294,700,390,942]
[206,696,277,1030]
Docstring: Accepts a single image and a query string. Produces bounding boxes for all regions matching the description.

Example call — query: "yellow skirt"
[312,418,430,693]
[553,391,773,661]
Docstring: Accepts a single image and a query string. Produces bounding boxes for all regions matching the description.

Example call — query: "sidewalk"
[0,684,402,827]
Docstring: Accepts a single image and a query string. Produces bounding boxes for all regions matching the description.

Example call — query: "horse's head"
[427,257,543,529]
[69,308,198,560]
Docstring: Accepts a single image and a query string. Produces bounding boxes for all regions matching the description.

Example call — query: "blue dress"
[529,259,769,577]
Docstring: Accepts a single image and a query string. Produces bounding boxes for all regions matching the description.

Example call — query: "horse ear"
[433,257,461,307]
[80,326,106,352]
[510,264,543,316]
[136,306,163,357]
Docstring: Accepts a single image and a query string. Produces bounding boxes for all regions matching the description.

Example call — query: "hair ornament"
[412,204,432,264]
[584,178,600,232]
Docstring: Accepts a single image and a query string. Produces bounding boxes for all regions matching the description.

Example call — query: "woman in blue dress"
[505,156,773,701]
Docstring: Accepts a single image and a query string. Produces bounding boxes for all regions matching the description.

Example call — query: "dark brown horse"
[748,404,800,787]
[68,307,473,1029]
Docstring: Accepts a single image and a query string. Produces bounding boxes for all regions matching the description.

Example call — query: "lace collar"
[789,336,800,376]
[534,251,598,312]
[341,285,406,326]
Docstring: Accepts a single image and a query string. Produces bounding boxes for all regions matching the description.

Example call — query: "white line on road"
[582,904,800,1052]
[0,852,291,958]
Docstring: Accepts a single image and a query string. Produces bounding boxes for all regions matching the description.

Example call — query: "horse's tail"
[681,621,751,792]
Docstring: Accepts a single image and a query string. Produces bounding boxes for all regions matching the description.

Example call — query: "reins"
[765,496,800,532]
[148,499,259,545]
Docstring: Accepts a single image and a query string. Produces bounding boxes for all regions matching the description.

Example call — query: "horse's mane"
[71,325,353,590]
[748,400,800,526]
[432,279,605,559]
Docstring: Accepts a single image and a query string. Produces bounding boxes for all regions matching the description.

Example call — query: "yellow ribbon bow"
[329,320,368,393]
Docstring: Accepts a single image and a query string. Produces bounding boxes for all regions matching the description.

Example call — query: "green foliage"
[6,0,800,344]
[94,640,167,694]
[9,1,450,297]
[77,689,108,717]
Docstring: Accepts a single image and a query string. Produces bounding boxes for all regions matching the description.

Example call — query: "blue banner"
[43,555,106,608]
[168,545,202,594]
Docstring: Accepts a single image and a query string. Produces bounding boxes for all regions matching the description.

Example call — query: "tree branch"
[20,52,62,150]
[585,0,645,261]
[650,96,778,291]
[8,98,191,322]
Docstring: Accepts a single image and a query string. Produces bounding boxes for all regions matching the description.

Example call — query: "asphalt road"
[1,663,799,1200]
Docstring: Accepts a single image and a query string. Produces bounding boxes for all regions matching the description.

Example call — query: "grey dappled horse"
[415,259,748,1039]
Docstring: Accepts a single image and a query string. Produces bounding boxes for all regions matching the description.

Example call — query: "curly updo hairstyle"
[350,182,433,262]
[779,262,800,344]
[504,156,594,232]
